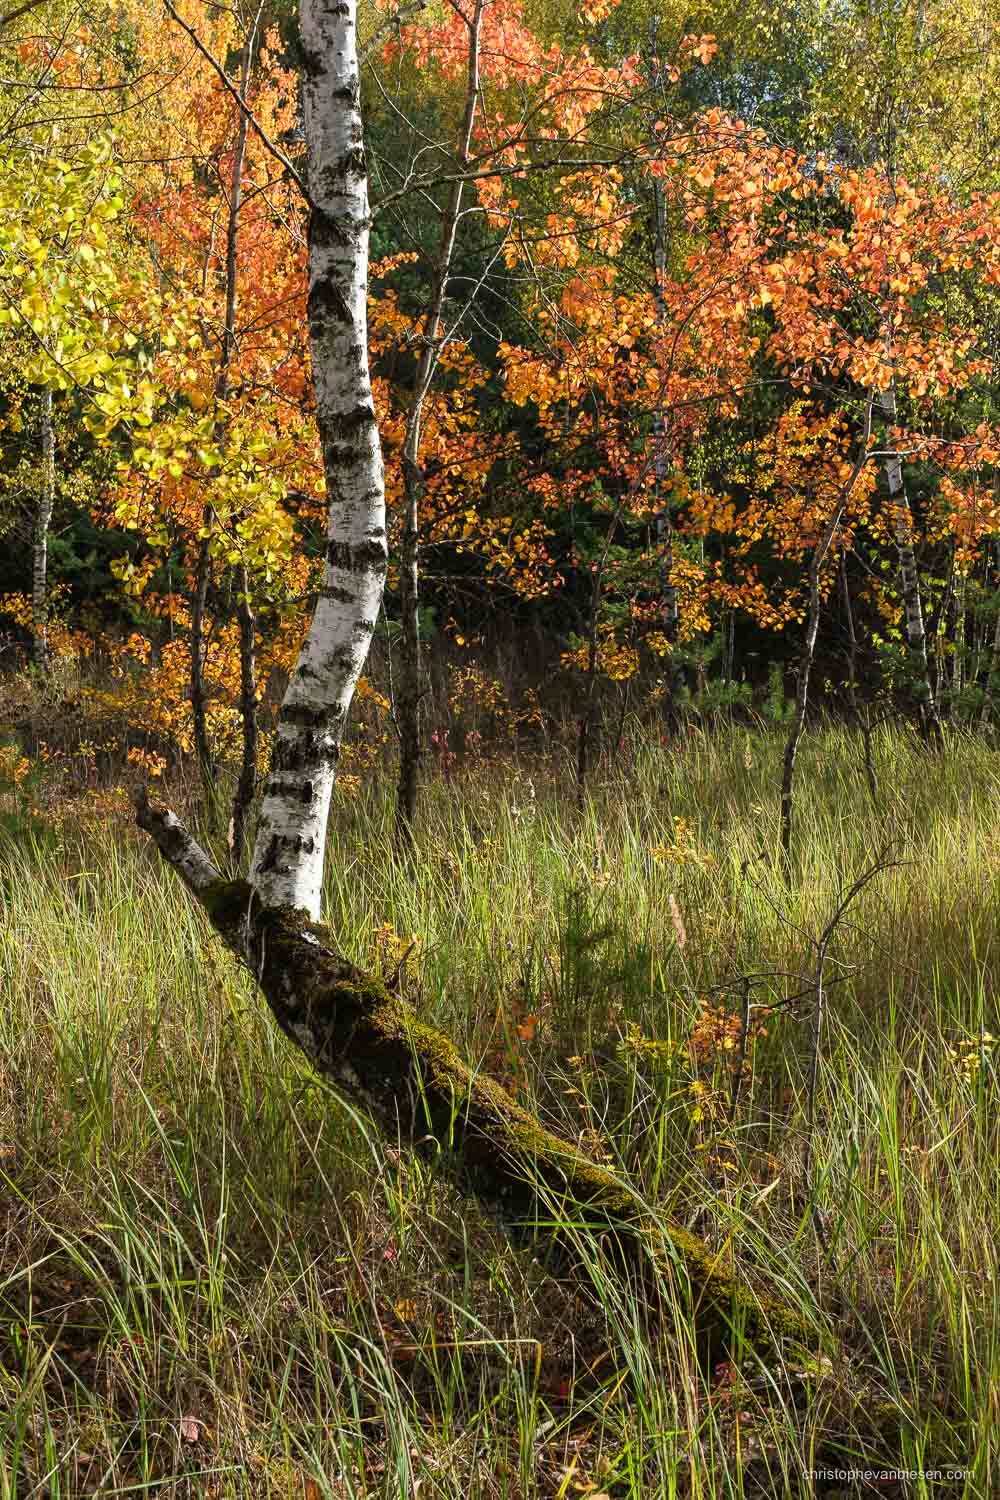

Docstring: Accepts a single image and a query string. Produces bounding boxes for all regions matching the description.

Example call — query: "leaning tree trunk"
[31,386,55,668]
[138,790,812,1363]
[878,380,941,743]
[136,0,813,1365]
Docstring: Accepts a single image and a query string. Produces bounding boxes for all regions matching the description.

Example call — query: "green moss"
[197,891,815,1363]
[200,879,254,931]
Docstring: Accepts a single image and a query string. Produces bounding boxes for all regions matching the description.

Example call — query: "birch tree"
[134,0,811,1363]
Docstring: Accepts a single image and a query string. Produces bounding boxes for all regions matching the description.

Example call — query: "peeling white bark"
[249,0,387,917]
[135,787,223,897]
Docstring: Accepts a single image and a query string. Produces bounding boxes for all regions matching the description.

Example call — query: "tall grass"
[0,725,997,1496]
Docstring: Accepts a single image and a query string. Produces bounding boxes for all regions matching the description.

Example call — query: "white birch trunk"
[249,0,387,917]
[133,0,814,1364]
[31,387,55,668]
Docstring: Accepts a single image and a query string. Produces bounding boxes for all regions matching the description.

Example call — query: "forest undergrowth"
[1,721,998,1498]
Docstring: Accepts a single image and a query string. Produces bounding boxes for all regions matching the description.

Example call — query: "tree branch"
[162,0,312,207]
[134,785,224,901]
[0,0,47,29]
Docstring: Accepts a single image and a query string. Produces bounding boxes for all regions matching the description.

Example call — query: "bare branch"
[359,0,427,62]
[134,786,223,899]
[0,0,47,30]
[162,0,312,207]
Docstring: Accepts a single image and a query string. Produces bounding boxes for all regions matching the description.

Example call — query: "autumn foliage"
[4,0,1000,807]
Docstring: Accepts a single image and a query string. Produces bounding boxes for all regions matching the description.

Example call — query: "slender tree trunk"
[969,548,987,693]
[929,556,951,713]
[221,26,260,866]
[878,380,941,743]
[952,561,966,711]
[189,532,214,788]
[249,0,387,919]
[839,551,879,809]
[650,152,683,727]
[190,22,259,815]
[781,410,874,868]
[231,566,258,869]
[979,541,1000,730]
[395,0,484,851]
[31,386,55,669]
[840,551,859,718]
[576,562,603,812]
[981,609,1000,730]
[646,22,683,726]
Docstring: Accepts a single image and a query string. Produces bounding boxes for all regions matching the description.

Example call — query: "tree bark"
[951,561,966,711]
[979,542,1000,730]
[31,386,55,669]
[189,528,214,790]
[248,0,387,919]
[646,22,684,725]
[395,0,484,851]
[187,20,259,808]
[575,558,603,811]
[231,565,258,869]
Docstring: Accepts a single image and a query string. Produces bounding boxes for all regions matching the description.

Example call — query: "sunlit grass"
[0,724,997,1495]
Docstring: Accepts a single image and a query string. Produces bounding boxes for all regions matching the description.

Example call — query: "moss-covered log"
[137,790,814,1363]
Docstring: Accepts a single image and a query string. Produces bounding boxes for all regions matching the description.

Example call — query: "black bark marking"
[322,403,377,443]
[309,272,352,329]
[281,700,345,730]
[270,737,340,776]
[319,583,356,604]
[265,777,319,805]
[327,535,387,570]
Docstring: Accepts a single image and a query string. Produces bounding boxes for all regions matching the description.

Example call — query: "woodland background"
[2,0,1000,1496]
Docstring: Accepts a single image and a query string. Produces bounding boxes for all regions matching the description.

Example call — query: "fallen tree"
[134,0,814,1366]
[137,789,814,1362]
